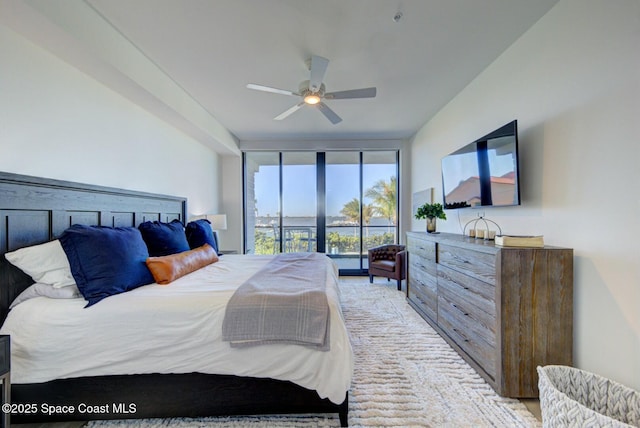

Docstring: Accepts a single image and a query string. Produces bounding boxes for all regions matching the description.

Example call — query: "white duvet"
[0,254,353,404]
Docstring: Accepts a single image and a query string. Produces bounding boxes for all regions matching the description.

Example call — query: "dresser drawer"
[409,265,437,297]
[409,266,437,315]
[437,264,496,319]
[409,287,437,322]
[438,294,496,379]
[437,288,496,346]
[438,244,496,284]
[407,236,436,262]
[407,235,438,323]
[409,255,437,286]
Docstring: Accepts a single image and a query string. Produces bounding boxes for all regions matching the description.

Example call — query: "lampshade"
[206,214,227,231]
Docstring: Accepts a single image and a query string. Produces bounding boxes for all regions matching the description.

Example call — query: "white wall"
[219,155,243,253]
[410,0,640,390]
[0,25,221,217]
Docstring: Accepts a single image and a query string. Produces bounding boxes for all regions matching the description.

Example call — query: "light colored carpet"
[87,278,540,428]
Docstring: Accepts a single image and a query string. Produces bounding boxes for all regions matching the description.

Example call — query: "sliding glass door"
[244,152,279,255]
[282,153,317,253]
[325,152,361,271]
[325,151,398,272]
[244,150,398,275]
[244,152,317,255]
[362,152,398,270]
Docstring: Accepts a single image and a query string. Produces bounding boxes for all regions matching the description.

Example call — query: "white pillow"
[4,240,76,288]
[10,283,82,309]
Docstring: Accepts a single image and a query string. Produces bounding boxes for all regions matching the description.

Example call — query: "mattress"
[0,254,353,404]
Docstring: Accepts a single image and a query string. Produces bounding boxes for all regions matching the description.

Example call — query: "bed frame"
[0,172,348,426]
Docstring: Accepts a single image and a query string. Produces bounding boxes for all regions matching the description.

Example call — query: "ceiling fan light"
[304,94,321,105]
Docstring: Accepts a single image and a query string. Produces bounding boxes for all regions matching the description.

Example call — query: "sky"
[254,163,396,217]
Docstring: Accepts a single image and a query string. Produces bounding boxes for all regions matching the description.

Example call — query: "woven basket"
[537,365,640,427]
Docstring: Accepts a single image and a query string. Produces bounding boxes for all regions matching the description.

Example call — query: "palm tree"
[340,198,360,224]
[361,204,374,237]
[365,176,397,228]
[340,198,374,236]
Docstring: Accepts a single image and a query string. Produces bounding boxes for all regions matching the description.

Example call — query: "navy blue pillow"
[138,219,190,257]
[185,219,219,253]
[59,225,154,307]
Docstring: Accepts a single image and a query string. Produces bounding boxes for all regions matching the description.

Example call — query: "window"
[282,153,317,253]
[244,150,398,275]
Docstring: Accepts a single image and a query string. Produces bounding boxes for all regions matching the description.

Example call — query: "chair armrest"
[395,250,407,280]
[395,250,407,269]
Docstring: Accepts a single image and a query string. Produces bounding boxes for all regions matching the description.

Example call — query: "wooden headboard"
[0,171,187,323]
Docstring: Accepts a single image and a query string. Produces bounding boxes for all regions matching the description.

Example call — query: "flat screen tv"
[441,120,520,209]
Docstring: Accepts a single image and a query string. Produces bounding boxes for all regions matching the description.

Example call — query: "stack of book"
[494,235,544,247]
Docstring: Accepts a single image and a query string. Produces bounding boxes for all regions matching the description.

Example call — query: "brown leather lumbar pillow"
[146,244,219,284]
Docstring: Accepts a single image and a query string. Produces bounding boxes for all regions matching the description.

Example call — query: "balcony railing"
[252,225,397,258]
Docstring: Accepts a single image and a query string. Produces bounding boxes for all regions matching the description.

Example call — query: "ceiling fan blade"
[246,83,298,97]
[317,102,342,124]
[274,102,305,121]
[309,55,329,92]
[324,87,377,99]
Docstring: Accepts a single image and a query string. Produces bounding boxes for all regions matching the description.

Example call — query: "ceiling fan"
[246,55,377,124]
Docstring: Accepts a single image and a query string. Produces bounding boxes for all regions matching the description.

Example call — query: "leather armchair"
[367,244,407,290]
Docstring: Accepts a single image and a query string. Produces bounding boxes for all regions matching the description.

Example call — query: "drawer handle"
[454,254,470,264]
[413,294,427,306]
[452,304,469,316]
[452,328,470,342]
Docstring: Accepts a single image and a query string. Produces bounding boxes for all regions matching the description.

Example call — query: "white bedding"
[0,254,353,404]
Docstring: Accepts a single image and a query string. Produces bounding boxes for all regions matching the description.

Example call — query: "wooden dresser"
[406,232,573,398]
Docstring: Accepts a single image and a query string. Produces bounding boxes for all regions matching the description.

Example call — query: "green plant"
[365,176,397,224]
[415,202,447,220]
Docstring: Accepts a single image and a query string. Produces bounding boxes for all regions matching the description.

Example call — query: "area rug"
[88,279,540,428]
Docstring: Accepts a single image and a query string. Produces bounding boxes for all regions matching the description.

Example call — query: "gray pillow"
[10,283,81,309]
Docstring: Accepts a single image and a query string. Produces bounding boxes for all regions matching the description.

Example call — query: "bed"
[0,171,351,426]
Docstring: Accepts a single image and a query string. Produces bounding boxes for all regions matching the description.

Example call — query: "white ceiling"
[6,0,559,148]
